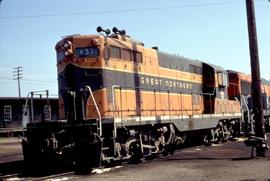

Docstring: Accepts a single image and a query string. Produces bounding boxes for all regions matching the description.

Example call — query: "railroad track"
[0,139,243,181]
[0,167,126,181]
[0,173,21,181]
[0,171,74,181]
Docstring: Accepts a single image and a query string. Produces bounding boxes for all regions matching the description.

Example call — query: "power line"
[0,66,56,71]
[0,76,55,82]
[23,78,55,83]
[0,0,258,20]
[23,82,55,86]
[0,76,13,80]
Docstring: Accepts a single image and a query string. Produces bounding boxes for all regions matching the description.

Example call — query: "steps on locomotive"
[101,136,115,153]
[100,137,121,165]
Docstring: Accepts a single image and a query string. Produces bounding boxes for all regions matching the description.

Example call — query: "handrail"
[112,85,121,138]
[23,90,50,125]
[22,92,31,125]
[112,85,121,116]
[241,95,251,133]
[85,86,102,137]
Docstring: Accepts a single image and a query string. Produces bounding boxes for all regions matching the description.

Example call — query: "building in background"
[0,97,59,128]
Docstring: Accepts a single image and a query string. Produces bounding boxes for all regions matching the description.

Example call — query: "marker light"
[64,41,72,48]
[91,39,100,46]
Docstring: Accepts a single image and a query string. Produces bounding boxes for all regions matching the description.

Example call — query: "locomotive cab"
[202,63,236,114]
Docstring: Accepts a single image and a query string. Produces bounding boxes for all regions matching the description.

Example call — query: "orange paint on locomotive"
[56,33,241,121]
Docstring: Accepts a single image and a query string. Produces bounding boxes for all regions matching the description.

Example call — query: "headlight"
[64,50,72,56]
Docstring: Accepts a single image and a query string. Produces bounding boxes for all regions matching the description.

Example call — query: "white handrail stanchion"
[85,86,102,137]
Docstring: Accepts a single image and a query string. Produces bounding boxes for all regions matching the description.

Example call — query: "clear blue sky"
[0,0,269,97]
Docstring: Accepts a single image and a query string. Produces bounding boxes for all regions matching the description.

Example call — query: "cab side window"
[217,72,228,87]
[133,51,142,63]
[110,45,142,63]
[121,48,132,61]
[110,46,121,59]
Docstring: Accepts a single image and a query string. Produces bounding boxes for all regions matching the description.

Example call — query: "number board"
[75,47,99,57]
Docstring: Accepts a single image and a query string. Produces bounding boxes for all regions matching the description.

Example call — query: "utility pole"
[245,0,265,157]
[13,66,23,98]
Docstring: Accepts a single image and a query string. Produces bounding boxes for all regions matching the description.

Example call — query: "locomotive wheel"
[203,131,213,146]
[223,123,235,141]
[164,124,176,154]
[129,141,142,163]
[218,122,234,143]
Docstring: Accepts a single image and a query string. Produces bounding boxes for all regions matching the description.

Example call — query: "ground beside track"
[0,137,23,176]
[1,135,270,181]
[56,135,270,181]
[0,137,22,164]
